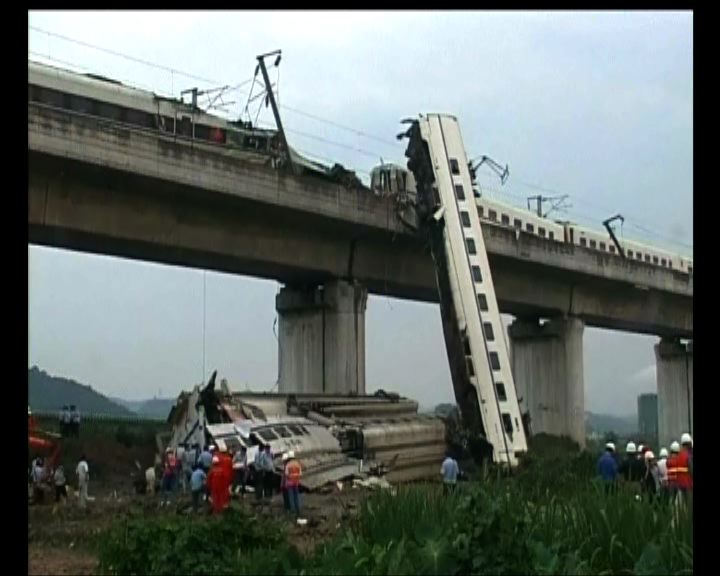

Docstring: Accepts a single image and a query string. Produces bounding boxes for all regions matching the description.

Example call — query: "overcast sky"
[28,11,692,415]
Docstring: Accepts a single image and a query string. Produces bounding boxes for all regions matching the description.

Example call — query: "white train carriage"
[565,223,691,274]
[404,114,527,466]
[475,196,565,243]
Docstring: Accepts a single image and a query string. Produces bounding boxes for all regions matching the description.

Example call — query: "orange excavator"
[28,406,62,482]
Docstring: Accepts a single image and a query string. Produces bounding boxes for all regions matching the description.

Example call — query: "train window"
[463,335,472,356]
[466,358,475,377]
[501,214,510,225]
[489,352,501,371]
[455,184,466,200]
[224,437,242,453]
[661,258,667,267]
[580,238,587,247]
[589,240,597,249]
[688,266,693,274]
[461,211,471,227]
[549,231,555,241]
[488,210,497,221]
[273,426,292,439]
[636,253,642,261]
[538,227,546,237]
[450,159,460,175]
[513,219,522,229]
[668,260,673,269]
[478,293,488,311]
[496,382,507,401]
[287,425,304,436]
[645,254,651,263]
[472,266,483,283]
[466,238,477,255]
[627,250,633,258]
[478,206,485,218]
[484,322,495,341]
[609,245,616,254]
[599,242,606,251]
[502,413,514,434]
[526,223,535,233]
[257,428,279,442]
[653,256,659,265]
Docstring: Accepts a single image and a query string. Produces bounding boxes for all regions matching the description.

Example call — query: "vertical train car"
[403,114,527,466]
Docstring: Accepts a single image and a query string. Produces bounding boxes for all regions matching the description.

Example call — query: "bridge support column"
[655,338,693,449]
[276,280,367,395]
[509,317,585,447]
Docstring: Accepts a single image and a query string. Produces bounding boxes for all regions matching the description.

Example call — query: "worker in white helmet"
[666,441,681,500]
[618,442,643,492]
[597,442,618,494]
[641,451,659,501]
[656,448,669,495]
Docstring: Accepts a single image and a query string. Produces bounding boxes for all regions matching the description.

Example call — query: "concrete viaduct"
[28,101,693,448]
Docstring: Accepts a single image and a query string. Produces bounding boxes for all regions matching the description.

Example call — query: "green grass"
[96,439,693,575]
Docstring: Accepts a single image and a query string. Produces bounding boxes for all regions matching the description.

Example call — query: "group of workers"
[152,440,304,517]
[58,405,81,438]
[597,432,693,505]
[29,454,91,508]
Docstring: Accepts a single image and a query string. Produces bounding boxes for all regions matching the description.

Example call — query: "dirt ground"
[28,480,366,575]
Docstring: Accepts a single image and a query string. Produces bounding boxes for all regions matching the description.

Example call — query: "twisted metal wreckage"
[165,372,448,490]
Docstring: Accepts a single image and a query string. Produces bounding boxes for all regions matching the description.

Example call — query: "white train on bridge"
[28,59,692,277]
[371,163,693,277]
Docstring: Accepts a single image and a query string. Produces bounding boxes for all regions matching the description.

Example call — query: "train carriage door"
[568,226,574,244]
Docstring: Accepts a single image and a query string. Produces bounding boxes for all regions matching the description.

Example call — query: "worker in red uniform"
[217,447,234,499]
[207,456,230,514]
[674,433,693,509]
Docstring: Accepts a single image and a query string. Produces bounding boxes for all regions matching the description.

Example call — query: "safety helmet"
[681,433,693,446]
[281,453,289,462]
[605,442,615,452]
[659,448,669,459]
[209,445,217,452]
[219,445,228,453]
[212,456,219,464]
[644,451,655,460]
[287,450,295,459]
[638,444,645,453]
[670,441,680,453]
[626,442,637,454]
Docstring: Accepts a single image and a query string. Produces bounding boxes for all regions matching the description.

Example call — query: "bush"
[98,508,296,575]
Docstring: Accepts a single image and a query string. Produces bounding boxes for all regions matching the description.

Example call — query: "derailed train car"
[165,373,447,489]
[28,59,362,187]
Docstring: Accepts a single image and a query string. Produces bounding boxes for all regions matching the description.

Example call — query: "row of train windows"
[579,237,673,268]
[450,156,516,434]
[253,424,310,443]
[476,206,555,240]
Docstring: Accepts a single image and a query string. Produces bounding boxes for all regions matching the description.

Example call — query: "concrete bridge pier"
[276,279,367,395]
[509,317,586,447]
[655,338,693,449]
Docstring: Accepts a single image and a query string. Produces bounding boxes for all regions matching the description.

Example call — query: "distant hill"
[28,366,135,416]
[585,411,637,436]
[111,397,175,420]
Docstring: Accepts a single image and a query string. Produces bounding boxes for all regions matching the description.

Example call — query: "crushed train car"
[165,372,447,489]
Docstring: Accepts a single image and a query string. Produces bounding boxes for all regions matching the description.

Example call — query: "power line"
[29,25,222,86]
[279,104,398,148]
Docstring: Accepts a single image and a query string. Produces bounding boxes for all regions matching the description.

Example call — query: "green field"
[96,436,692,576]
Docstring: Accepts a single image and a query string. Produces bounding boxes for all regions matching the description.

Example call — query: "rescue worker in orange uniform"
[284,451,302,517]
[674,433,693,510]
[207,456,230,514]
[666,441,681,499]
